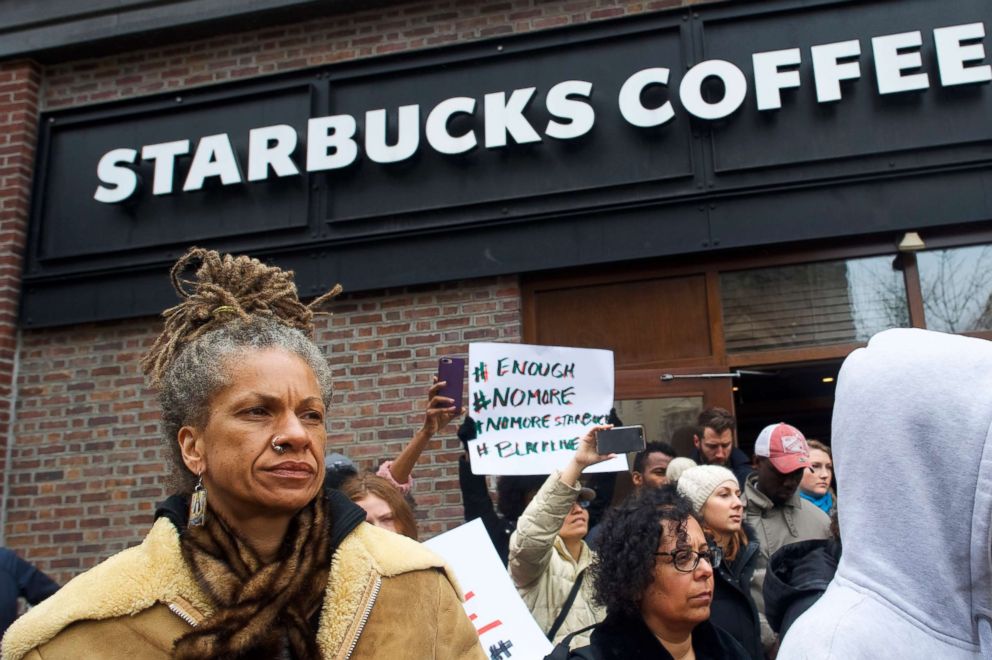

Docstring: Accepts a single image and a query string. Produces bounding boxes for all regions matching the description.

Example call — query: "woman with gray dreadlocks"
[1,248,484,660]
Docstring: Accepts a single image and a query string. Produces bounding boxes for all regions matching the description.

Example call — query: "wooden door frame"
[522,228,992,409]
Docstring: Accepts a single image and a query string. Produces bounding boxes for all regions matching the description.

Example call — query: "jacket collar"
[3,494,455,660]
[153,488,367,553]
[590,612,730,659]
[552,536,592,568]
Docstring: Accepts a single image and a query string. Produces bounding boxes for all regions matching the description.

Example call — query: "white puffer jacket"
[508,471,604,648]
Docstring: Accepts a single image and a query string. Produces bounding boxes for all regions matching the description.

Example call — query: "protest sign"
[424,519,553,660]
[467,342,626,475]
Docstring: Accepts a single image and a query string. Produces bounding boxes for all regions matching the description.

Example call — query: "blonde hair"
[702,521,748,562]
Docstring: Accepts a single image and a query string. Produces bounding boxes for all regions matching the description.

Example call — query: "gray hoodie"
[778,329,992,659]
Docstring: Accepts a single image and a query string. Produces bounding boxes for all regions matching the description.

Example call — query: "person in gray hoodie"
[778,328,992,659]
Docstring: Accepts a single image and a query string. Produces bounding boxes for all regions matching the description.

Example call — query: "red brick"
[0,0,718,576]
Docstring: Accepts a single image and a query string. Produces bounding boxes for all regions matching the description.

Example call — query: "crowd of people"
[0,247,989,660]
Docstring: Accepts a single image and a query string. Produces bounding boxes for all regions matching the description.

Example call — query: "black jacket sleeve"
[1,548,59,605]
[458,456,510,564]
[18,559,59,605]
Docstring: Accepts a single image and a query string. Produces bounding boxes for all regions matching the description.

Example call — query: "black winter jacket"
[0,548,59,639]
[762,538,842,639]
[710,525,763,660]
[458,456,514,565]
[554,612,749,660]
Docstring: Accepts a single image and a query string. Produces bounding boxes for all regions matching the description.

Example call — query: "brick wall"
[42,0,703,109]
[4,0,715,579]
[0,60,41,520]
[8,276,519,581]
[320,277,521,539]
[9,319,160,576]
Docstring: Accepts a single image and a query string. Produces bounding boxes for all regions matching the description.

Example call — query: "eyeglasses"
[655,547,722,573]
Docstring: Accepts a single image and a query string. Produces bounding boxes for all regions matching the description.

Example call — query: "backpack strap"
[547,569,586,641]
[542,622,601,660]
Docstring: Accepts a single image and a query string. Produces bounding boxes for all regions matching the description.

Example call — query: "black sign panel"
[22,0,992,327]
[702,1,992,174]
[36,82,314,261]
[323,23,692,224]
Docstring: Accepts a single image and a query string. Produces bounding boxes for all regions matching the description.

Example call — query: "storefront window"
[918,244,992,333]
[614,397,702,447]
[720,256,910,353]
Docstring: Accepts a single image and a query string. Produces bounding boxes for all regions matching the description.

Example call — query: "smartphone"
[436,357,466,413]
[595,425,646,455]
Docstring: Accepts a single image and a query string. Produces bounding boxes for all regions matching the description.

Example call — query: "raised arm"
[508,425,614,588]
[379,378,463,492]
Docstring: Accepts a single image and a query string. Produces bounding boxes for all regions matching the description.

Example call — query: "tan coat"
[1,518,484,660]
[744,473,831,650]
[508,472,604,648]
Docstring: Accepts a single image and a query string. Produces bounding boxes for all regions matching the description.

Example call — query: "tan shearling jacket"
[1,517,484,660]
[508,471,604,648]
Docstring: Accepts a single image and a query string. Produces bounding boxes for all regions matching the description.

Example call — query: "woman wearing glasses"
[509,426,612,648]
[678,466,763,659]
[561,486,748,659]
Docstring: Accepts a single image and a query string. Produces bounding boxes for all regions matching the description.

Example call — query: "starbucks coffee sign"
[93,21,992,205]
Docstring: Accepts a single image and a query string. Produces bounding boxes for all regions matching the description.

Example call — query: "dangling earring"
[189,472,207,527]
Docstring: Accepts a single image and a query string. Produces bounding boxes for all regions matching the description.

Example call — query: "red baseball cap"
[754,422,810,474]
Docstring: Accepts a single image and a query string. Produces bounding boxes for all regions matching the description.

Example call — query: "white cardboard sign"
[467,342,625,475]
[424,519,553,660]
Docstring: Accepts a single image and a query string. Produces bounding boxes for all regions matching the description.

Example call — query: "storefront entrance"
[523,231,992,456]
[732,360,841,454]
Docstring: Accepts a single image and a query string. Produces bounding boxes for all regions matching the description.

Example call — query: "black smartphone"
[595,425,646,455]
[436,357,465,413]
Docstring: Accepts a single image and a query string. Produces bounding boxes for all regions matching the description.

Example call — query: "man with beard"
[690,407,753,488]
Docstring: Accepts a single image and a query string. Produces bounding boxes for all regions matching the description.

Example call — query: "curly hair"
[590,486,694,618]
[142,247,341,492]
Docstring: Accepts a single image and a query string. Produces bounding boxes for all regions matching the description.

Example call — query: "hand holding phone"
[435,357,465,416]
[595,425,646,455]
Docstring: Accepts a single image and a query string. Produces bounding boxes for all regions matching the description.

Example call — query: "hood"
[831,329,992,646]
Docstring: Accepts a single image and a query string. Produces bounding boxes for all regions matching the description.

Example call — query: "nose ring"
[271,436,287,454]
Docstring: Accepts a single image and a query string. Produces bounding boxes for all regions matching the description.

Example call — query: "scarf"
[800,489,834,516]
[173,495,331,660]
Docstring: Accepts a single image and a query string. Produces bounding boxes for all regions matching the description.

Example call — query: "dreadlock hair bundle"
[144,247,340,494]
[141,247,342,386]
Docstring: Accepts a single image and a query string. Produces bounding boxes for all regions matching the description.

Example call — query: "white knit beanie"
[677,465,738,515]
